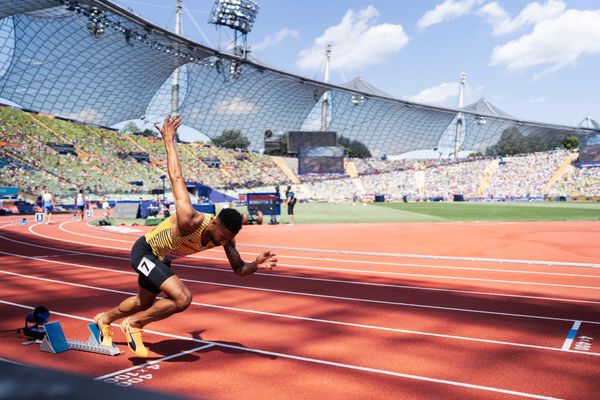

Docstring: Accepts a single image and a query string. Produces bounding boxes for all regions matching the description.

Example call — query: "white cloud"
[296,6,409,73]
[417,0,483,30]
[479,0,566,35]
[406,80,484,106]
[477,2,509,27]
[212,97,257,115]
[490,9,600,78]
[252,28,299,52]
[406,82,458,105]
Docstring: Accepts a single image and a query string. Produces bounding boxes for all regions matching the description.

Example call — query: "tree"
[337,135,371,158]
[264,132,287,156]
[562,134,579,150]
[486,127,569,156]
[123,122,140,133]
[211,129,250,150]
[142,128,158,137]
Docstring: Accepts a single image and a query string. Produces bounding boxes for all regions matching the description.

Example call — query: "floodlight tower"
[321,44,331,131]
[454,72,467,158]
[172,0,183,114]
[209,0,259,57]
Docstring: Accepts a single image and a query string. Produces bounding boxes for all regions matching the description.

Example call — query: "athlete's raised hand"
[155,114,182,141]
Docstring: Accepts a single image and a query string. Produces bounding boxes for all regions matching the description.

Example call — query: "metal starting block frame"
[40,321,120,356]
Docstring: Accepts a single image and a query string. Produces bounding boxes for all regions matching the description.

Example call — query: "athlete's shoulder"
[192,211,208,226]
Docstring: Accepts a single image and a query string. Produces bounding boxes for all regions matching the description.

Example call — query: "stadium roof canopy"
[0,0,597,157]
[462,98,513,119]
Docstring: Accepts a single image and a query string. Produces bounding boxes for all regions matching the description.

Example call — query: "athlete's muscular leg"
[100,286,157,325]
[126,275,192,329]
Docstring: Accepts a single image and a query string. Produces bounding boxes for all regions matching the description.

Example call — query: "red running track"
[0,215,599,399]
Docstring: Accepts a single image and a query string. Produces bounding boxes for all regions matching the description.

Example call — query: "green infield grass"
[92,201,600,226]
[272,201,600,224]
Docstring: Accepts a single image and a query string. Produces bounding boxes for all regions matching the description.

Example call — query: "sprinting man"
[94,114,278,358]
[42,188,54,224]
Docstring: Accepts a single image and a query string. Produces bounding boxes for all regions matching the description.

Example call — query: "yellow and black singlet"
[144,214,215,262]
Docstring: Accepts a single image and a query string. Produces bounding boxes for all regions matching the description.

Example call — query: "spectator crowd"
[1,106,598,206]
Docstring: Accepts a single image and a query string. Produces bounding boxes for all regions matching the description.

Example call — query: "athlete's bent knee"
[172,288,192,312]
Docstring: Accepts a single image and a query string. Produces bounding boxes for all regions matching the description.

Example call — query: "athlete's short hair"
[217,208,242,234]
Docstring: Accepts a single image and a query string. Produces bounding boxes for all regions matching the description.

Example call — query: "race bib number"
[137,257,156,277]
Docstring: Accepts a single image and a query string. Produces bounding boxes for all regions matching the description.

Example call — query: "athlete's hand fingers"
[266,251,277,269]
[173,115,182,129]
[257,251,276,270]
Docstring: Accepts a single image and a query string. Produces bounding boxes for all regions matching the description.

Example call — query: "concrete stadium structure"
[0,0,597,157]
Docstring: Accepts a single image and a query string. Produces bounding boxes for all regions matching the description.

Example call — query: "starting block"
[40,321,120,356]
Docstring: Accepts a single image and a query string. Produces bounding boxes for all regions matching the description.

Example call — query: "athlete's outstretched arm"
[223,240,277,276]
[155,114,197,235]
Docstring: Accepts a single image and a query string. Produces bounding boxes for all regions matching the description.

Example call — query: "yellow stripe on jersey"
[144,214,214,262]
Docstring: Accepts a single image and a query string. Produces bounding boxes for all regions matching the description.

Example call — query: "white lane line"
[1,262,600,356]
[1,232,599,306]
[72,218,600,269]
[94,343,216,380]
[0,300,564,400]
[257,263,600,290]
[561,321,582,351]
[22,224,600,291]
[2,250,600,326]
[32,254,84,259]
[237,243,600,268]
[61,220,600,279]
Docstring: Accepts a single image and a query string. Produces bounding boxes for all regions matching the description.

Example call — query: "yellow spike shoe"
[121,318,149,358]
[93,313,113,347]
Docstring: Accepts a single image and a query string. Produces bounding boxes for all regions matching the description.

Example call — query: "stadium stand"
[2,105,600,209]
[483,150,571,199]
[0,105,289,203]
[549,164,600,198]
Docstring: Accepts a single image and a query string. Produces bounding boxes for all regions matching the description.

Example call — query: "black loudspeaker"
[264,129,281,152]
[21,306,50,339]
[374,194,385,202]
[453,194,465,202]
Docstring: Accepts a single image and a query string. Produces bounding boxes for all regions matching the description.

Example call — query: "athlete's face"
[208,220,236,247]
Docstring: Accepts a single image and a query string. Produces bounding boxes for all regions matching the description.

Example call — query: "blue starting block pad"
[40,322,69,353]
[35,213,44,223]
[40,321,120,356]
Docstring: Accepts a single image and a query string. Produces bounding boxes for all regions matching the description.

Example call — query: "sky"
[112,0,599,127]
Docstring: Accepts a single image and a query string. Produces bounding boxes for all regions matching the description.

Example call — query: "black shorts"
[78,205,85,212]
[130,236,174,294]
[287,204,295,215]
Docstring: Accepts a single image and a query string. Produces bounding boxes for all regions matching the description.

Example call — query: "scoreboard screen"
[287,131,336,154]
[298,146,345,174]
[579,133,600,165]
[246,192,280,216]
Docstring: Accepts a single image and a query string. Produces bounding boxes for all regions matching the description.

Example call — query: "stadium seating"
[1,106,598,206]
